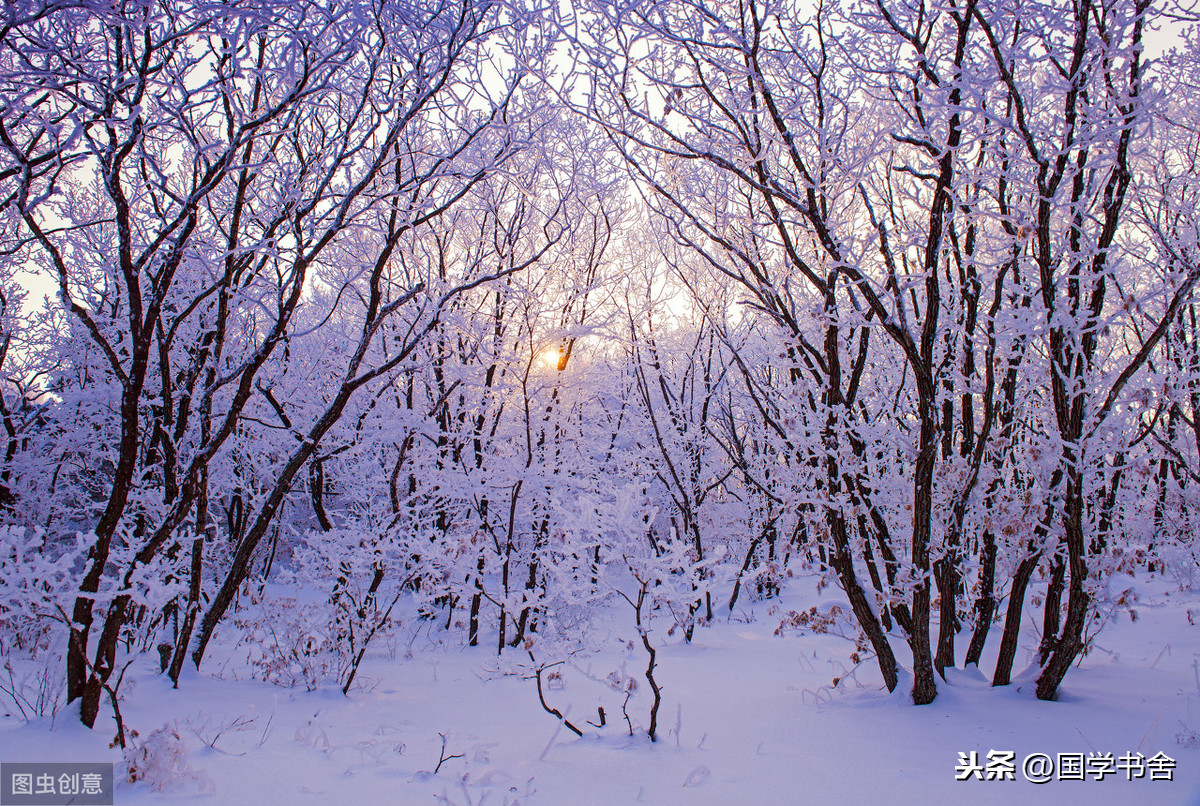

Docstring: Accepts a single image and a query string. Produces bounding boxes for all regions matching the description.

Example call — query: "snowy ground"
[3,570,1199,805]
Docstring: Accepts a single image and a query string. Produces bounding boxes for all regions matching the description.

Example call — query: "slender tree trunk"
[992,549,1039,686]
[1038,551,1065,663]
[964,523,998,667]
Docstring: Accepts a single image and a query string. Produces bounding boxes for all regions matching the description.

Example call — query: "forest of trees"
[0,0,1197,740]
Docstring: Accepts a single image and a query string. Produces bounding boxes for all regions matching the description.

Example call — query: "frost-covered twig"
[433,732,464,775]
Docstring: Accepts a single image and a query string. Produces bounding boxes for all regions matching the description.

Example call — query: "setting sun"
[541,344,567,370]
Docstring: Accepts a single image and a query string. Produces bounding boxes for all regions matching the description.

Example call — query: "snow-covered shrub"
[229,516,419,691]
[0,527,83,720]
[233,589,342,691]
[0,528,86,653]
[123,723,212,794]
[0,652,64,722]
